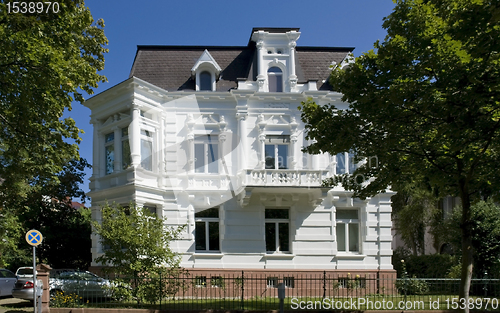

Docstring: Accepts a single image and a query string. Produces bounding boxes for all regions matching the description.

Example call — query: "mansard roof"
[129,33,354,92]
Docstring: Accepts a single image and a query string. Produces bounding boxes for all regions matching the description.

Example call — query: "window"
[338,276,366,289]
[336,209,359,252]
[265,135,289,169]
[194,135,218,173]
[268,67,283,92]
[267,277,278,288]
[195,276,207,287]
[199,71,212,91]
[105,133,114,174]
[122,127,131,170]
[141,129,153,171]
[195,208,220,251]
[284,277,295,288]
[336,152,357,174]
[265,209,289,253]
[211,276,224,288]
[144,205,157,216]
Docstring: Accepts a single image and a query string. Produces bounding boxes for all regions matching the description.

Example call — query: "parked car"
[49,268,76,278]
[49,271,113,299]
[11,279,42,300]
[0,269,17,297]
[15,267,36,279]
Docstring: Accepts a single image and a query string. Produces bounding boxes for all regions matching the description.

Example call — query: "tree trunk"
[459,184,473,313]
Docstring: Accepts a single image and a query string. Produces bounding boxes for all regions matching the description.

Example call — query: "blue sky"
[70,0,396,196]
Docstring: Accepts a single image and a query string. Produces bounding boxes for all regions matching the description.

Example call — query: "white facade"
[85,28,394,272]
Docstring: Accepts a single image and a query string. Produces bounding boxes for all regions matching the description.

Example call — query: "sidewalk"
[0,297,32,313]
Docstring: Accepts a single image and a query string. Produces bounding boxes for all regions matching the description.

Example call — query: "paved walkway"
[0,297,32,313]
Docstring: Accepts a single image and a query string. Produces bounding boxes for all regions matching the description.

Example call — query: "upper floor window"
[336,152,357,175]
[192,50,221,91]
[265,135,289,169]
[268,67,283,92]
[141,129,153,171]
[199,71,212,91]
[105,133,114,175]
[122,127,131,170]
[194,135,218,173]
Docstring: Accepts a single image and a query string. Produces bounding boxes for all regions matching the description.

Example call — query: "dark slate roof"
[129,42,353,92]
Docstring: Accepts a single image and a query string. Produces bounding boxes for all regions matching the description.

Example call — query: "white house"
[85,28,395,278]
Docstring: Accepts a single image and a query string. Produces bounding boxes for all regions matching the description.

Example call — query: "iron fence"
[49,272,500,311]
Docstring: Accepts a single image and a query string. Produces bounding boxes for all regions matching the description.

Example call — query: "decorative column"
[290,117,298,169]
[311,140,319,170]
[256,39,266,92]
[186,114,195,173]
[113,122,121,172]
[288,40,298,90]
[158,113,166,187]
[257,114,267,169]
[130,103,141,168]
[258,132,266,169]
[236,113,248,170]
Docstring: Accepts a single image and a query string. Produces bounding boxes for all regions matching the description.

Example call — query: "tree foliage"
[2,157,92,270]
[92,204,187,303]
[299,0,500,305]
[0,0,107,201]
[391,182,440,255]
[440,200,500,278]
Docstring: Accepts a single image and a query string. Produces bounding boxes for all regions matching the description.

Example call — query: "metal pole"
[33,246,36,313]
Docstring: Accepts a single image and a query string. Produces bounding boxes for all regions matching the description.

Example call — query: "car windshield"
[17,269,33,275]
[59,272,100,281]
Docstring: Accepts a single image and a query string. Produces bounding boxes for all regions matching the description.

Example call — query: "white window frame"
[265,208,290,253]
[268,66,283,92]
[195,208,220,252]
[195,70,216,91]
[140,129,154,171]
[336,209,360,253]
[194,135,219,174]
[265,135,289,169]
[336,152,357,175]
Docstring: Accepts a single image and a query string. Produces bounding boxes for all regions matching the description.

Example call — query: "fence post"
[159,270,162,311]
[240,270,245,311]
[377,271,380,294]
[323,270,326,299]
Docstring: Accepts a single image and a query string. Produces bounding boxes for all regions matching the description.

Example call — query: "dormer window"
[191,49,221,92]
[268,67,283,92]
[199,71,212,91]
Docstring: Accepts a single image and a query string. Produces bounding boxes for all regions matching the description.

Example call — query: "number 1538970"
[6,2,60,14]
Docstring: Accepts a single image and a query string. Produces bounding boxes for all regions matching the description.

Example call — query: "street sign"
[25,230,43,246]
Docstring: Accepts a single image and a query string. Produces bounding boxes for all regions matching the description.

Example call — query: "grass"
[75,294,500,311]
[0,297,33,313]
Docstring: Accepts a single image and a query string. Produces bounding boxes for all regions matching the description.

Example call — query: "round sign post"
[26,230,43,313]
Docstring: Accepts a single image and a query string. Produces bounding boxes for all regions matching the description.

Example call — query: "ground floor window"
[336,209,359,252]
[195,208,220,251]
[265,208,289,253]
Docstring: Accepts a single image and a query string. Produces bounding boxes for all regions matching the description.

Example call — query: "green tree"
[441,200,500,279]
[392,182,440,255]
[299,0,500,307]
[0,208,28,268]
[92,204,186,303]
[0,0,107,202]
[4,157,93,270]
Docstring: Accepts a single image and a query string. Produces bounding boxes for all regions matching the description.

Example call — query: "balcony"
[244,169,329,187]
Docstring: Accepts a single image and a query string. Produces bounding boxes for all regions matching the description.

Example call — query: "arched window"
[268,67,283,92]
[199,71,212,91]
